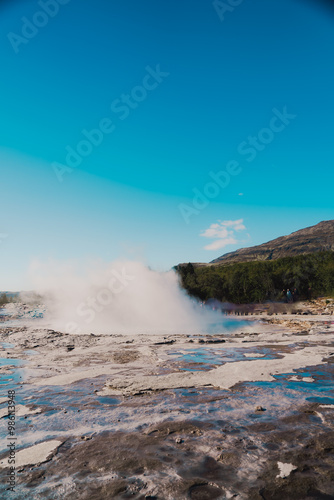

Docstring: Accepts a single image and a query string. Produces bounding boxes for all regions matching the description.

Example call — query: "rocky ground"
[0,302,334,499]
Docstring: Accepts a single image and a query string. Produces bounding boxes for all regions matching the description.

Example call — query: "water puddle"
[244,366,334,408]
[0,342,15,349]
[207,319,255,334]
[0,357,23,368]
[168,346,279,371]
[97,396,121,405]
[306,396,334,405]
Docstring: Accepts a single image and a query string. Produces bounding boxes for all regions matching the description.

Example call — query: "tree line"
[0,293,19,306]
[175,251,334,304]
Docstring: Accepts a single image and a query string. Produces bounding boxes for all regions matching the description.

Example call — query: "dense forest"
[175,251,334,304]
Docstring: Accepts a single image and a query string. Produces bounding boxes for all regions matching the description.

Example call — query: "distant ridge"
[209,220,334,265]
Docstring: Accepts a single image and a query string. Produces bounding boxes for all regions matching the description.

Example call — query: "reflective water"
[169,346,279,371]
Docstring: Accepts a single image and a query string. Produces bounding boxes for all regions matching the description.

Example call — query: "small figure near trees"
[292,288,298,302]
[286,289,293,303]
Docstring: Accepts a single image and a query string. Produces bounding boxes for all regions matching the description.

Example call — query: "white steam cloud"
[27,259,222,335]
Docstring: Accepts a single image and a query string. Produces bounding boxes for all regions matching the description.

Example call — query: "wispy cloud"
[203,237,237,251]
[200,219,246,251]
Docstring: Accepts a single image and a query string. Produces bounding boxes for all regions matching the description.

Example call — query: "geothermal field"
[2,0,334,497]
[1,293,334,499]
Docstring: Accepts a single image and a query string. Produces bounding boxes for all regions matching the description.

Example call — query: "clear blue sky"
[0,0,333,289]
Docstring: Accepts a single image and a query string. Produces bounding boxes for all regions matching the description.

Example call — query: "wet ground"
[0,311,334,499]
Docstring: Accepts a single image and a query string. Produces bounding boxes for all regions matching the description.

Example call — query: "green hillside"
[176,251,334,304]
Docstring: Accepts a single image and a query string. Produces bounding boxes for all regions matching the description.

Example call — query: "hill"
[210,220,334,265]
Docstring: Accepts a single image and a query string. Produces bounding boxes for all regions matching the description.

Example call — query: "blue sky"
[0,0,333,289]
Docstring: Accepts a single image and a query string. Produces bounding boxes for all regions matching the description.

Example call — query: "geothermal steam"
[28,260,221,335]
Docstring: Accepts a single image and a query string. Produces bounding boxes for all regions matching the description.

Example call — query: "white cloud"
[200,219,246,252]
[204,237,237,251]
[200,225,229,239]
[220,219,246,230]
